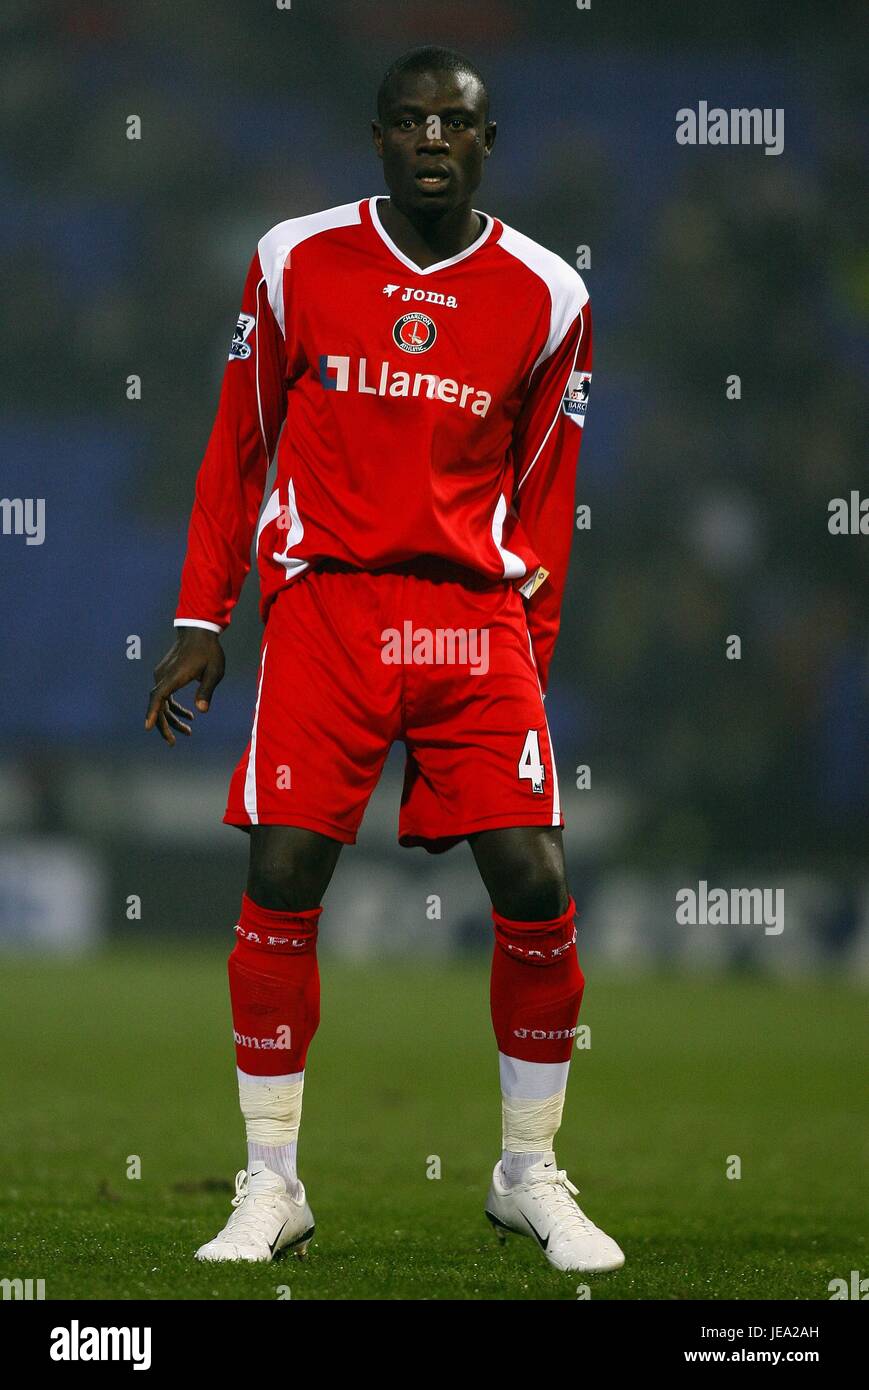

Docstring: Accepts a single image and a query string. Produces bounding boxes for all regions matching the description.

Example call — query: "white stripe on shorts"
[547,713,561,825]
[525,631,561,826]
[243,642,269,825]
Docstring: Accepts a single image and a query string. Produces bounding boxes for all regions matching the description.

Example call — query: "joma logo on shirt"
[319,354,491,417]
[382,283,458,307]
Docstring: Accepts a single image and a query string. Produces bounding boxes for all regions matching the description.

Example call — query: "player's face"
[372,69,495,215]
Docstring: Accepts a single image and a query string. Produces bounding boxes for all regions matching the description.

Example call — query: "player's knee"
[246,827,338,911]
[488,838,576,967]
[474,827,570,922]
[246,861,322,912]
[491,864,570,923]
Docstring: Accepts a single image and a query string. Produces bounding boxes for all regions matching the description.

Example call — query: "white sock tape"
[502,1089,566,1152]
[238,1073,305,1147]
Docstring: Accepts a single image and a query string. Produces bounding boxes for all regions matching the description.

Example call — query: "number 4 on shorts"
[518,729,545,795]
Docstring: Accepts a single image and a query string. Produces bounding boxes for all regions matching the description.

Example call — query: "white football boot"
[195,1161,315,1263]
[485,1152,624,1273]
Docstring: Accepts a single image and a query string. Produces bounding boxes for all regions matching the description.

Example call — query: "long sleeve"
[511,297,592,694]
[174,249,288,632]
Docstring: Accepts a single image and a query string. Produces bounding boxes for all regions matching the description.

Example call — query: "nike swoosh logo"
[269,1219,290,1256]
[524,1217,549,1250]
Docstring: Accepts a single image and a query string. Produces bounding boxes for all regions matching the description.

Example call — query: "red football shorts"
[224,560,563,853]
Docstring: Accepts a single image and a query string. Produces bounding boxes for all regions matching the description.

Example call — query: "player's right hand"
[145,628,226,746]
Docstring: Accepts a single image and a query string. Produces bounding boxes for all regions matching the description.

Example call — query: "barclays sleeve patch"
[229,312,256,361]
[562,370,591,425]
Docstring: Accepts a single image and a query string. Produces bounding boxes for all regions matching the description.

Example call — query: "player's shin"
[228,894,322,1195]
[489,897,583,1185]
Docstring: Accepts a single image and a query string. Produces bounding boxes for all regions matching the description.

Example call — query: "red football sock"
[227,894,321,1077]
[490,897,585,1064]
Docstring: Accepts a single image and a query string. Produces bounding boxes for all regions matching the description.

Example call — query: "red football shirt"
[175,196,592,692]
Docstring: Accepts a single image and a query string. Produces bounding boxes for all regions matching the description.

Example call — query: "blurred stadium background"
[0,0,866,977]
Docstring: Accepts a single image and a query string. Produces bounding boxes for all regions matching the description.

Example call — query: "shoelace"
[218,1169,282,1244]
[527,1170,597,1242]
[230,1168,252,1208]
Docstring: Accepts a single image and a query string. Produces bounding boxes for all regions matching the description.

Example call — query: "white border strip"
[525,631,561,823]
[368,196,493,276]
[515,306,585,495]
[243,641,269,824]
[499,1053,571,1099]
[174,618,222,632]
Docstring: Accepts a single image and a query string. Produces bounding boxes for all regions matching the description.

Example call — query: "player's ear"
[484,121,497,156]
[371,120,384,158]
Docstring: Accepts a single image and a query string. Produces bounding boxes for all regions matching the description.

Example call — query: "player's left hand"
[148,691,195,744]
[145,628,226,746]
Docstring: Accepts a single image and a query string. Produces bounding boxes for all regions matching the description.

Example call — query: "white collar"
[368,195,494,276]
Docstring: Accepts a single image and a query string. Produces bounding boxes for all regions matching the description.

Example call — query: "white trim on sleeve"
[515,311,585,495]
[174,619,223,633]
[258,200,363,335]
[496,222,588,374]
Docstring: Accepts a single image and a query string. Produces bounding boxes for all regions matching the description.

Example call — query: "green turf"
[0,948,865,1300]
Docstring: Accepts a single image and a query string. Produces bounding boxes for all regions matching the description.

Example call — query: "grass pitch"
[0,948,865,1300]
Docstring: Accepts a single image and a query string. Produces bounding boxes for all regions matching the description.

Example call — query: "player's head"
[372,47,496,215]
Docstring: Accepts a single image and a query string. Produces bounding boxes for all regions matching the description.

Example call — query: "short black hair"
[376,46,490,122]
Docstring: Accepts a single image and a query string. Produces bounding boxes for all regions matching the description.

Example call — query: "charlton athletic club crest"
[393,312,437,353]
